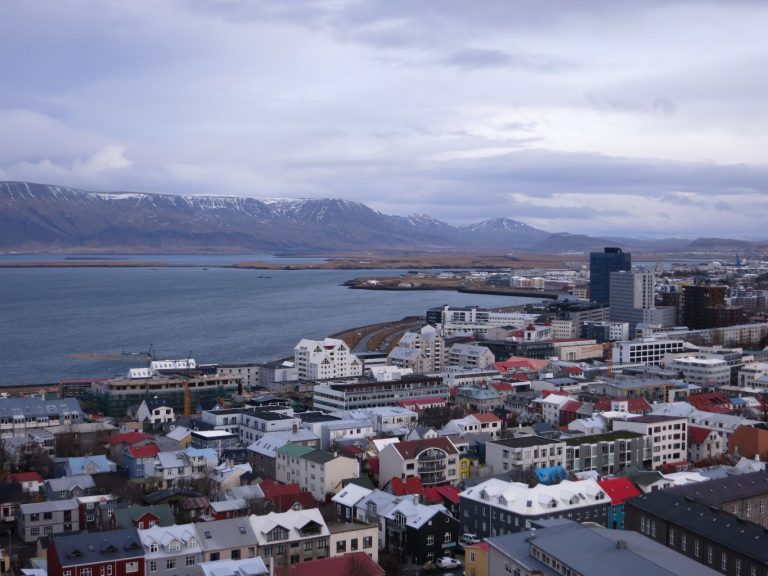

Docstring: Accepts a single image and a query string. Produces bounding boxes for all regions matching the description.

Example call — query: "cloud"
[442,48,571,72]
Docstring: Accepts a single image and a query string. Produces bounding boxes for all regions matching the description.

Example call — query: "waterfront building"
[312,374,448,411]
[294,338,362,380]
[387,325,446,372]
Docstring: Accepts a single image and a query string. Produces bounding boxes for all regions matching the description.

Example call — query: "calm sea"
[0,256,538,386]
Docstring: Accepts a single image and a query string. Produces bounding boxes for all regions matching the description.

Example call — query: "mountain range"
[0,181,758,254]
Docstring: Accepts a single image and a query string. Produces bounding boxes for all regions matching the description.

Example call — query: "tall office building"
[589,247,631,304]
[610,271,676,334]
[682,284,742,329]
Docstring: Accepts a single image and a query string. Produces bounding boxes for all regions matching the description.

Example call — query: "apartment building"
[17,499,79,543]
[378,437,459,488]
[47,528,145,576]
[154,448,218,489]
[667,356,731,388]
[485,436,566,475]
[0,397,84,440]
[564,430,651,475]
[294,338,363,380]
[447,343,496,370]
[388,325,446,372]
[139,523,203,576]
[312,375,448,411]
[613,415,688,470]
[248,509,331,567]
[612,339,687,367]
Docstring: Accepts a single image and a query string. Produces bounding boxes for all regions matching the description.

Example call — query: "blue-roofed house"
[64,455,117,476]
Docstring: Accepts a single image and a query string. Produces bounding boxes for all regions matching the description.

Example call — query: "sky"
[1,0,767,238]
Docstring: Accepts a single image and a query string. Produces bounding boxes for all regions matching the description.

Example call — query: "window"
[149,543,158,553]
[43,512,53,520]
[721,554,727,571]
[444,532,451,543]
[707,546,713,565]
[31,527,39,536]
[107,567,112,576]
[64,572,72,576]
[169,541,181,552]
[427,535,434,546]
[126,562,139,573]
[30,513,40,522]
[363,536,372,549]
[351,538,358,551]
[81,569,92,576]
[304,541,313,551]
[149,562,157,573]
[336,541,346,553]
[166,559,176,570]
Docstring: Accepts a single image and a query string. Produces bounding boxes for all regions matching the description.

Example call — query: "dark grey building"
[625,490,768,576]
[564,430,651,476]
[590,247,631,305]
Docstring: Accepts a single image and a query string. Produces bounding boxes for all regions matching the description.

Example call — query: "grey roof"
[667,470,768,505]
[488,520,722,576]
[46,475,96,492]
[0,397,83,418]
[295,411,342,423]
[53,528,143,567]
[112,504,174,528]
[195,517,257,552]
[302,450,337,465]
[489,436,562,449]
[626,491,768,563]
[20,499,79,514]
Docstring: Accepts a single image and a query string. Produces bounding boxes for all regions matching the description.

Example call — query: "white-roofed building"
[139,523,203,576]
[194,558,268,576]
[248,508,331,567]
[331,483,374,523]
[459,478,610,538]
[294,338,363,380]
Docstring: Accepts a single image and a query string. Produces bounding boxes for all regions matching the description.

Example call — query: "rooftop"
[490,436,563,449]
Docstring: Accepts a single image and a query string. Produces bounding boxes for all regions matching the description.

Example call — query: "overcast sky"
[1,1,767,237]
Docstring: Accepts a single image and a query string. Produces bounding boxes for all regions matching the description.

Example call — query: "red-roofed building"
[597,477,642,529]
[688,426,723,463]
[259,479,317,513]
[109,432,154,446]
[109,432,157,469]
[397,397,448,411]
[494,357,552,377]
[276,552,384,576]
[379,437,459,488]
[562,366,584,377]
[10,472,44,494]
[558,400,584,426]
[388,476,424,497]
[423,484,461,517]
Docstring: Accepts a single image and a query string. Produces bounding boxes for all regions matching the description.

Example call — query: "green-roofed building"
[275,446,360,501]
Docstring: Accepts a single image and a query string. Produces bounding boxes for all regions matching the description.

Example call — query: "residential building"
[294,338,363,380]
[331,484,374,524]
[272,553,383,576]
[597,477,641,529]
[729,425,768,461]
[441,413,501,440]
[564,430,651,476]
[426,305,537,336]
[196,517,259,562]
[275,445,360,501]
[453,387,502,413]
[239,409,302,444]
[246,429,320,480]
[248,508,331,566]
[581,320,630,343]
[0,397,84,439]
[485,437,566,475]
[464,542,489,576]
[378,437,459,488]
[625,491,768,576]
[10,471,44,495]
[459,478,610,538]
[381,497,460,565]
[191,430,239,453]
[64,455,117,476]
[139,523,203,576]
[667,356,731,388]
[613,415,688,470]
[347,407,418,435]
[153,448,217,489]
[687,426,723,463]
[486,519,721,576]
[327,521,379,562]
[387,325,446,373]
[194,558,268,576]
[312,375,448,411]
[590,247,631,305]
[17,499,79,543]
[136,399,175,426]
[447,343,496,370]
[738,362,768,391]
[46,475,96,501]
[47,528,144,576]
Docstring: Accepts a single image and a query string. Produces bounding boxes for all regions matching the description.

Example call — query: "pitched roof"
[10,472,44,483]
[128,444,160,459]
[275,552,384,576]
[390,437,458,459]
[389,476,423,497]
[52,528,143,566]
[471,412,501,423]
[688,426,715,444]
[597,477,642,505]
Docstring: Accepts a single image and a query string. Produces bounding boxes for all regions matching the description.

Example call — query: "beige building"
[485,436,566,475]
[378,437,459,488]
[275,444,360,500]
[328,521,379,563]
[613,415,688,470]
[388,325,446,372]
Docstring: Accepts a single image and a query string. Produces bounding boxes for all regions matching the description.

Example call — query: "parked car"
[437,557,462,569]
[459,533,481,546]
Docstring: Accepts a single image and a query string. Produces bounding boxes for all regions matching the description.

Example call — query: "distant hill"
[0,181,760,255]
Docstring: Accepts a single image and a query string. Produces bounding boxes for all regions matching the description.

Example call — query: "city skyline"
[1,1,767,237]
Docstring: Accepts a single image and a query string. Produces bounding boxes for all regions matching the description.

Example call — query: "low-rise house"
[45,475,96,501]
[332,484,374,523]
[258,480,316,514]
[109,431,157,467]
[440,413,502,440]
[194,558,268,576]
[327,521,379,563]
[322,420,375,451]
[247,429,320,480]
[273,552,383,576]
[381,497,460,565]
[18,499,79,543]
[210,499,248,520]
[139,523,203,576]
[688,425,724,463]
[275,445,360,501]
[124,444,160,479]
[110,504,174,530]
[459,478,610,538]
[190,430,239,454]
[154,448,218,489]
[597,477,642,529]
[454,387,502,413]
[196,516,259,562]
[464,542,489,576]
[10,471,44,495]
[378,437,459,489]
[137,398,176,426]
[248,508,331,567]
[64,455,117,476]
[0,483,24,522]
[47,528,144,576]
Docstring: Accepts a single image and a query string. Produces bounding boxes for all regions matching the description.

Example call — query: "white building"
[275,445,360,500]
[448,343,497,370]
[387,325,446,372]
[247,508,331,566]
[294,338,363,380]
[667,356,731,388]
[612,339,687,367]
[738,362,768,391]
[613,415,688,469]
